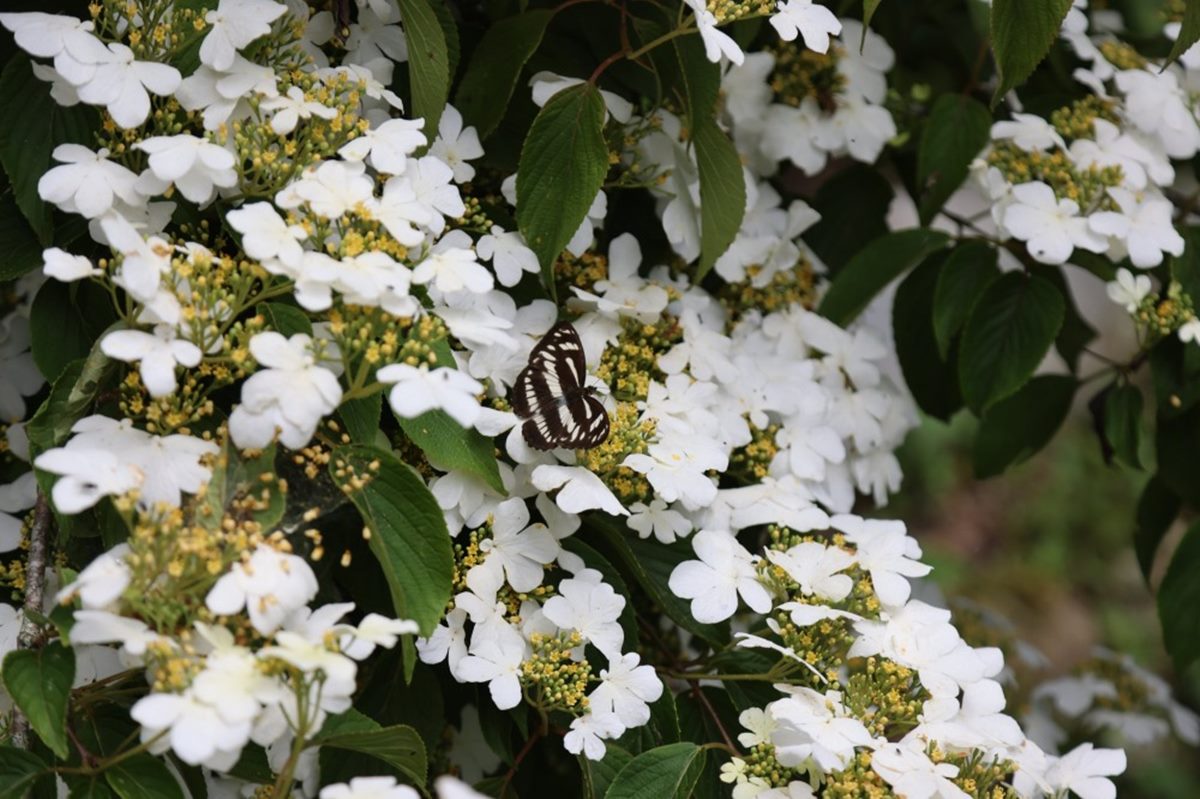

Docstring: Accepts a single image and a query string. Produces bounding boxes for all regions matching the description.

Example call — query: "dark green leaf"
[516,84,609,297]
[30,280,118,382]
[973,374,1075,477]
[0,188,43,280]
[0,746,46,799]
[454,10,553,139]
[990,0,1074,103]
[1040,265,1095,372]
[67,780,116,799]
[104,754,184,799]
[341,393,383,445]
[1103,383,1143,468]
[1158,520,1200,672]
[805,165,894,271]
[933,241,1000,359]
[1156,400,1200,505]
[330,445,453,634]
[693,119,746,280]
[398,0,452,136]
[1166,0,1200,66]
[605,742,704,799]
[429,0,460,79]
[1134,475,1180,583]
[818,229,950,326]
[256,302,312,337]
[227,745,273,784]
[581,744,633,799]
[317,720,427,787]
[917,95,991,224]
[958,272,1064,413]
[863,0,884,29]
[26,324,115,456]
[673,33,721,126]
[396,410,504,494]
[2,642,74,758]
[893,252,962,420]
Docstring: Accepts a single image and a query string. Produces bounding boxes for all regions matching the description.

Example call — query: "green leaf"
[317,718,427,788]
[693,119,746,281]
[805,165,894,271]
[581,744,633,799]
[990,0,1074,103]
[516,83,609,297]
[0,187,43,280]
[0,746,46,799]
[30,280,118,383]
[863,0,884,29]
[672,33,721,127]
[454,10,553,139]
[1103,383,1143,468]
[1041,265,1095,373]
[892,252,962,421]
[917,95,991,224]
[67,780,117,799]
[973,374,1075,477]
[330,445,453,635]
[2,643,74,759]
[398,0,452,137]
[933,241,1000,359]
[818,229,950,326]
[1156,400,1200,505]
[1134,475,1180,584]
[958,272,1064,413]
[104,754,184,799]
[604,742,704,799]
[341,393,383,444]
[256,301,312,337]
[1158,520,1200,672]
[26,325,116,456]
[396,410,504,494]
[1166,0,1200,66]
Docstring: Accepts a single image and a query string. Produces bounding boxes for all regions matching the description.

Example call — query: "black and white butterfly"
[510,322,611,451]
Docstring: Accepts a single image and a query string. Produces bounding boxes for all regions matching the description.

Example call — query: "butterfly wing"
[521,394,610,451]
[512,323,609,450]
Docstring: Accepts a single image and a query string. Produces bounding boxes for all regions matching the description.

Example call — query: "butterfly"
[510,322,611,451]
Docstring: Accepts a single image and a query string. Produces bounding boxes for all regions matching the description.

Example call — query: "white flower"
[429,105,484,183]
[133,135,237,204]
[456,625,527,710]
[320,776,420,799]
[683,0,745,65]
[871,742,970,799]
[834,514,931,607]
[34,448,141,514]
[1105,268,1152,313]
[205,545,319,635]
[477,226,539,288]
[588,653,663,728]
[563,711,623,761]
[229,332,343,450]
[261,85,338,135]
[56,544,132,609]
[42,247,99,282]
[407,156,466,234]
[765,541,855,601]
[627,499,692,544]
[0,13,109,70]
[1002,181,1107,264]
[530,464,628,516]
[570,233,669,323]
[38,145,142,219]
[0,315,43,423]
[130,690,249,770]
[529,72,633,123]
[340,614,419,660]
[176,57,278,131]
[73,43,182,129]
[465,498,558,597]
[768,687,873,772]
[769,0,842,54]
[1088,188,1185,269]
[0,472,35,553]
[1179,317,1200,345]
[68,609,160,657]
[345,4,407,65]
[1043,743,1126,799]
[339,117,427,174]
[101,325,202,398]
[278,160,374,219]
[378,363,484,428]
[1115,68,1200,160]
[200,0,286,70]
[542,568,626,658]
[623,435,726,511]
[668,529,772,623]
[412,235,493,295]
[991,113,1066,152]
[226,202,308,271]
[416,607,468,675]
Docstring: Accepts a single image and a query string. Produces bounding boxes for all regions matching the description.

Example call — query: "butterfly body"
[511,322,611,451]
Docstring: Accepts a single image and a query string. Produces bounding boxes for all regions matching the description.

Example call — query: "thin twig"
[690,683,740,757]
[11,492,53,749]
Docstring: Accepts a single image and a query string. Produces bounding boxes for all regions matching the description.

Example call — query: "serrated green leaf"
[693,119,745,281]
[863,0,884,28]
[454,10,553,139]
[396,410,504,494]
[30,280,118,383]
[1103,383,1143,468]
[341,393,383,445]
[818,229,950,326]
[330,445,453,635]
[0,746,46,799]
[516,84,609,298]
[1158,520,1200,672]
[917,95,991,224]
[398,0,451,137]
[317,720,427,788]
[1134,475,1180,584]
[933,241,1000,360]
[1167,0,1200,66]
[605,742,704,799]
[805,165,894,271]
[256,302,312,337]
[0,187,43,281]
[892,252,962,421]
[990,0,1074,104]
[973,374,1075,477]
[2,643,74,759]
[104,754,184,799]
[67,780,116,799]
[958,272,1064,413]
[581,744,633,799]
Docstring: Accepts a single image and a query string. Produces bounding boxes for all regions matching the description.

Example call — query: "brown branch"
[11,492,54,749]
[690,683,740,757]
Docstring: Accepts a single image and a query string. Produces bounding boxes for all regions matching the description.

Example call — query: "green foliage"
[256,302,313,337]
[1101,383,1144,469]
[1134,475,1180,583]
[30,281,118,382]
[893,253,963,421]
[1167,0,1200,65]
[397,0,452,137]
[331,445,453,635]
[818,228,950,326]
[973,374,1075,477]
[604,743,705,799]
[692,119,745,281]
[104,755,185,799]
[933,241,1000,360]
[0,746,46,799]
[1,643,74,759]
[516,84,609,297]
[1158,520,1200,672]
[316,711,427,789]
[989,0,1074,103]
[917,95,991,224]
[394,408,504,494]
[454,10,554,139]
